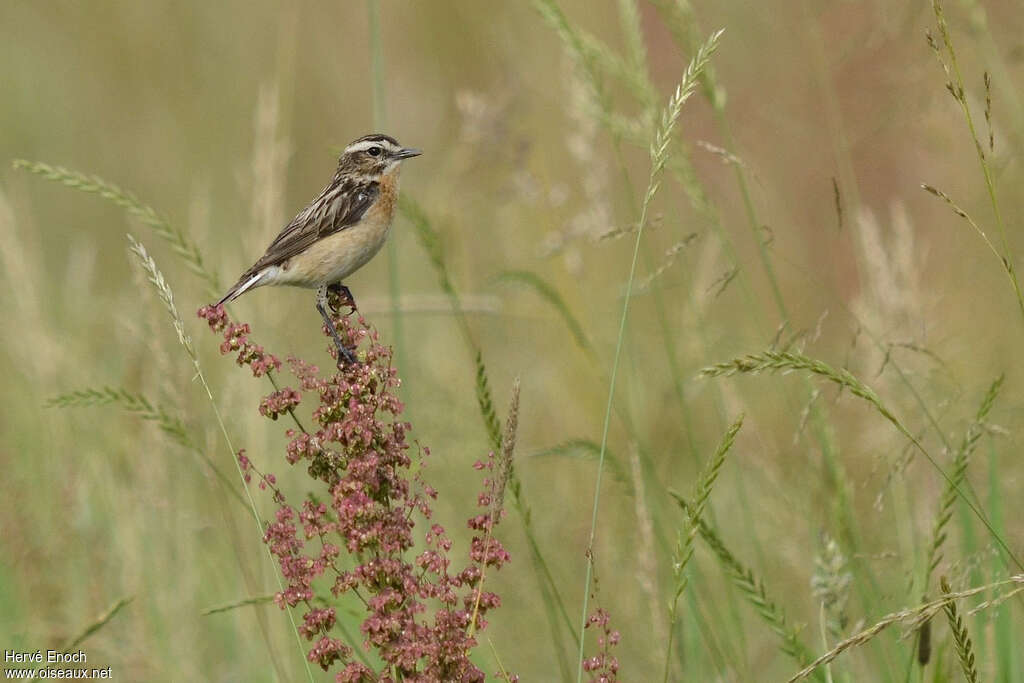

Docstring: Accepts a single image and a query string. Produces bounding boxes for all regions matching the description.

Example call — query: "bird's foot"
[326,283,358,317]
[316,286,359,368]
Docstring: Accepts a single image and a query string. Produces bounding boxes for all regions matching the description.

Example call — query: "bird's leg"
[326,282,358,316]
[316,285,357,366]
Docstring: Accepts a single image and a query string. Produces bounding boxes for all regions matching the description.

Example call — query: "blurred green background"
[2,1,1023,680]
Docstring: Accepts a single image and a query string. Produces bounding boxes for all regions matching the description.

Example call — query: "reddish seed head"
[198,307,513,678]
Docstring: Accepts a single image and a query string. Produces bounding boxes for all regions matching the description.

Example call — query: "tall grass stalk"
[702,349,1022,573]
[662,415,742,682]
[124,234,314,682]
[927,0,1024,321]
[575,28,723,682]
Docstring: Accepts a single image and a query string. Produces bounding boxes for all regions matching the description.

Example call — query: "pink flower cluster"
[197,304,281,376]
[198,304,514,681]
[582,607,620,682]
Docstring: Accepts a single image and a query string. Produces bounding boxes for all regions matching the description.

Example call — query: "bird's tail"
[215,270,266,307]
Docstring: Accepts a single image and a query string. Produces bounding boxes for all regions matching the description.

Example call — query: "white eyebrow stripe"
[345,139,398,154]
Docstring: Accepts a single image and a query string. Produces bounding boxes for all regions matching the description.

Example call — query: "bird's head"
[337,133,421,179]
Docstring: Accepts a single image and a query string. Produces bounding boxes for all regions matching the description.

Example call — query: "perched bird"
[216,133,421,364]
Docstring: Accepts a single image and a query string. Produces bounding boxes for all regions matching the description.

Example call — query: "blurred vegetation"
[2,1,1023,680]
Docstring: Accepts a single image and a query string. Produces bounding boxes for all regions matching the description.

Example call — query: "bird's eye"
[367,146,382,157]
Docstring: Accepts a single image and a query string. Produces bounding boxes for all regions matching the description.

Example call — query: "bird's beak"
[395,147,422,160]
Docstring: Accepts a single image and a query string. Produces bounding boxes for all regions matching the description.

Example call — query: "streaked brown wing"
[244,177,380,275]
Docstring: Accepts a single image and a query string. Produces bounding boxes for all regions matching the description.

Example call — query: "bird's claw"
[326,283,358,316]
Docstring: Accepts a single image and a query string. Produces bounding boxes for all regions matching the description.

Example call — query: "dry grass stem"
[787,575,1024,682]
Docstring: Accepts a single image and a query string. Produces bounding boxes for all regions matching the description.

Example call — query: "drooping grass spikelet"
[966,583,1024,616]
[921,183,1003,265]
[48,385,245,506]
[702,349,1022,571]
[787,575,1024,682]
[926,0,1024,321]
[14,160,305,438]
[940,577,980,683]
[49,385,190,446]
[662,414,742,682]
[670,493,823,679]
[701,350,902,433]
[633,236,700,295]
[13,160,221,296]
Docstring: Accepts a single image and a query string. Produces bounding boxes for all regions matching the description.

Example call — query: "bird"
[215,133,421,365]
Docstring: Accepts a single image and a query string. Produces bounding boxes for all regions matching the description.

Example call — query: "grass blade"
[575,27,724,683]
